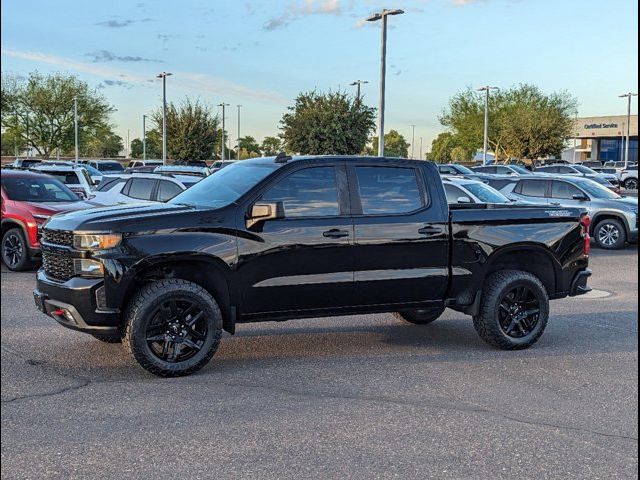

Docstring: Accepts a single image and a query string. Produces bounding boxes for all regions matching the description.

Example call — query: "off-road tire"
[473,270,549,350]
[394,307,445,325]
[123,279,223,377]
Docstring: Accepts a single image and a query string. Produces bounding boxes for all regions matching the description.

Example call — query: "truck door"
[348,163,449,307]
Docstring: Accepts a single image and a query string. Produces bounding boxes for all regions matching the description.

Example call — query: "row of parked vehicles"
[2,157,637,275]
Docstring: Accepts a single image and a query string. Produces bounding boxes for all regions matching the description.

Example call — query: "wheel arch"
[121,254,235,334]
[591,212,630,236]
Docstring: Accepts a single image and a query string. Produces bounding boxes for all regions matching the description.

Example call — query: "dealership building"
[564,115,638,163]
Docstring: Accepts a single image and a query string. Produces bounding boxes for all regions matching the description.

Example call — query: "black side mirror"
[246,202,284,229]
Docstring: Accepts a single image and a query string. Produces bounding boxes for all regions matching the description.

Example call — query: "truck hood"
[43,202,204,233]
[23,200,99,216]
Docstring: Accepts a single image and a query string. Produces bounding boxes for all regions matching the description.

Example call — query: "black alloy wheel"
[497,285,541,339]
[2,228,30,271]
[145,299,209,363]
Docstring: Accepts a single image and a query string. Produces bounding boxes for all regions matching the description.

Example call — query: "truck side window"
[355,167,423,215]
[125,178,156,200]
[262,167,340,218]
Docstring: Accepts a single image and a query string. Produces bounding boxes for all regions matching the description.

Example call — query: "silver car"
[495,176,638,250]
[535,164,620,188]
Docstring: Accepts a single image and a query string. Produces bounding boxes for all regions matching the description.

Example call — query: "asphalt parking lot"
[1,247,638,479]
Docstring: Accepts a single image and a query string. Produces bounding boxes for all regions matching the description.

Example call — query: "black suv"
[34,156,591,376]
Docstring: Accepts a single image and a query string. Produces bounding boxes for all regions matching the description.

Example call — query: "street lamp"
[142,114,147,160]
[350,80,369,102]
[410,124,415,159]
[156,72,173,164]
[619,92,638,169]
[237,105,242,160]
[365,8,404,157]
[218,103,230,160]
[478,86,499,166]
[73,97,79,163]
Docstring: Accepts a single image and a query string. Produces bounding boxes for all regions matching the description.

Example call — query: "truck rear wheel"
[123,279,223,377]
[394,308,445,325]
[473,270,549,350]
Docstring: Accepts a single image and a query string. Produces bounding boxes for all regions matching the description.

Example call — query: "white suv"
[30,165,94,199]
[92,174,195,206]
[620,165,638,190]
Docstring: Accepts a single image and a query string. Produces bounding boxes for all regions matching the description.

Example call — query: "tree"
[261,136,282,156]
[368,130,410,158]
[130,138,143,158]
[82,127,123,157]
[440,84,577,161]
[1,129,26,156]
[1,72,116,158]
[280,90,376,155]
[130,136,162,159]
[429,132,474,163]
[149,98,219,162]
[237,135,261,159]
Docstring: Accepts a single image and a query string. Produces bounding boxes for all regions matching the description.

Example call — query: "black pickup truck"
[34,156,592,376]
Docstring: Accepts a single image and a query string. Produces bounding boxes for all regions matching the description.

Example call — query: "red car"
[1,169,97,271]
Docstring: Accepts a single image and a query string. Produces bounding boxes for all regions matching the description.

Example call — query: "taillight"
[581,214,591,256]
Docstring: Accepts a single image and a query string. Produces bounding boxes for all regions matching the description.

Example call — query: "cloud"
[264,0,348,31]
[1,48,289,104]
[100,79,134,89]
[95,19,134,28]
[86,50,163,63]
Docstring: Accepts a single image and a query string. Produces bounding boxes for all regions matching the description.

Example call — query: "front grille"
[42,252,75,281]
[42,229,74,248]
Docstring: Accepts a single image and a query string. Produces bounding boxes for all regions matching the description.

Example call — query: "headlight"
[73,233,122,250]
[74,259,104,277]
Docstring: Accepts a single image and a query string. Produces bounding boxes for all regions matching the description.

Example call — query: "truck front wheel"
[473,270,549,350]
[123,279,223,377]
[394,308,445,325]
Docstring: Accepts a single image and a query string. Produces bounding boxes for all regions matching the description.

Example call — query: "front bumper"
[569,269,592,297]
[34,270,120,334]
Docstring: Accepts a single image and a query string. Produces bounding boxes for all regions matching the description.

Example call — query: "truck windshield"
[169,161,279,209]
[2,177,80,202]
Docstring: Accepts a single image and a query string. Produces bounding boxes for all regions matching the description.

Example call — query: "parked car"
[126,160,163,169]
[534,164,620,190]
[153,165,210,178]
[620,165,638,190]
[1,169,97,270]
[79,164,104,185]
[30,164,95,199]
[34,156,592,376]
[580,161,604,169]
[10,158,42,169]
[472,165,532,176]
[437,164,475,176]
[495,175,637,250]
[81,160,125,174]
[92,174,197,205]
[442,177,512,204]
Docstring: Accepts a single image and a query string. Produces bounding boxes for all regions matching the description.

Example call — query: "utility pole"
[237,105,242,160]
[218,103,230,160]
[142,114,147,160]
[350,80,369,102]
[73,97,79,163]
[419,137,423,160]
[365,9,404,157]
[410,125,415,159]
[156,72,173,164]
[619,92,638,169]
[478,86,498,166]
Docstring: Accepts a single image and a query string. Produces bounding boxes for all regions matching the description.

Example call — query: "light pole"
[126,129,130,158]
[419,136,423,160]
[237,105,242,160]
[619,92,638,169]
[73,97,79,163]
[410,124,415,159]
[218,103,230,160]
[156,72,173,164]
[365,9,404,157]
[478,86,498,166]
[142,114,147,160]
[350,80,369,102]
[572,113,578,164]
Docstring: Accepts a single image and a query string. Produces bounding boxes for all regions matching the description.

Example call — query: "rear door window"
[355,166,424,215]
[516,180,548,197]
[124,178,157,200]
[551,181,583,199]
[156,180,183,202]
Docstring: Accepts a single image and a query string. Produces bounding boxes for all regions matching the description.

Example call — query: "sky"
[1,0,638,153]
